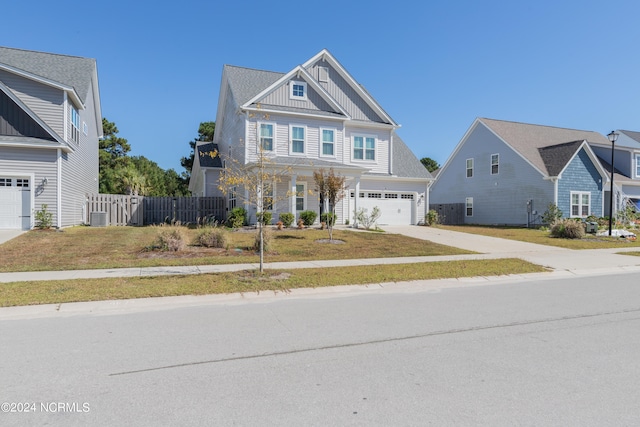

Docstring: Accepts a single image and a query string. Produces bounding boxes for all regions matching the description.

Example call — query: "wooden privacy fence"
[86,194,226,226]
[432,203,465,225]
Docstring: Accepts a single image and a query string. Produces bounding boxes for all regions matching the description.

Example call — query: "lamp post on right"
[607,130,619,236]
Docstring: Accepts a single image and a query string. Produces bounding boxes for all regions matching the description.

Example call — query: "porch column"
[353,177,360,227]
[290,174,297,216]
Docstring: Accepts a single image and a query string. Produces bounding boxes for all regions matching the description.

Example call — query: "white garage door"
[350,191,414,225]
[0,177,31,230]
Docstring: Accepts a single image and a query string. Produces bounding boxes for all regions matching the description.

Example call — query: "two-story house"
[189,49,432,225]
[589,130,640,214]
[430,118,610,225]
[0,46,103,230]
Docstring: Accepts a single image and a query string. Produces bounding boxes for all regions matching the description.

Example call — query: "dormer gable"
[302,49,397,126]
[242,66,349,119]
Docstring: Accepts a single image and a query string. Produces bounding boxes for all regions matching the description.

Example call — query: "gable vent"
[318,66,329,83]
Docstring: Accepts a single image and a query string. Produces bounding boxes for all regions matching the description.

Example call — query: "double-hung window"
[353,135,375,161]
[491,154,499,175]
[262,182,274,211]
[466,158,474,178]
[571,192,590,217]
[70,106,80,142]
[636,154,640,178]
[321,128,335,157]
[466,197,473,217]
[259,123,274,152]
[290,125,305,154]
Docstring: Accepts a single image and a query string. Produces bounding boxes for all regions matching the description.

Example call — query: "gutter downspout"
[57,148,62,228]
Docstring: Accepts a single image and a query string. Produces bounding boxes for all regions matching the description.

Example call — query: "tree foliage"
[313,168,347,241]
[420,157,440,172]
[99,117,189,195]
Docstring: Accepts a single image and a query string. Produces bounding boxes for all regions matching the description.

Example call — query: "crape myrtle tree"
[313,168,347,241]
[217,110,296,273]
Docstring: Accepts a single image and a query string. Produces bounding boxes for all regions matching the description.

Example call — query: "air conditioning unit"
[90,212,108,227]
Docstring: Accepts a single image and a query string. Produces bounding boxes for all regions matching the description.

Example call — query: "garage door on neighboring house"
[350,191,415,225]
[0,177,31,230]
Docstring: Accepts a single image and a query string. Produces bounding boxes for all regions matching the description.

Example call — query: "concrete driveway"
[0,229,24,245]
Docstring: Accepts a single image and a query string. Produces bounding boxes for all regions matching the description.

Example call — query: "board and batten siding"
[0,69,65,138]
[0,146,58,224]
[305,59,386,123]
[430,123,554,225]
[60,78,100,226]
[259,80,337,113]
[556,148,603,218]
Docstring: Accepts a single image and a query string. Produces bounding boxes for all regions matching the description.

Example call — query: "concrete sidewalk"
[0,226,638,284]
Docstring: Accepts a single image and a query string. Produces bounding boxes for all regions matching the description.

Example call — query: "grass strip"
[0,259,547,307]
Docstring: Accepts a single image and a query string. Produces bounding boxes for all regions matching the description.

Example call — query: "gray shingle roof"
[224,65,283,106]
[537,141,583,177]
[392,133,432,179]
[480,118,610,176]
[0,46,96,104]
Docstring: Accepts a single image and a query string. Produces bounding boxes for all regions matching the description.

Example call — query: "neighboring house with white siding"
[589,130,640,214]
[0,46,102,230]
[430,118,610,226]
[190,49,432,225]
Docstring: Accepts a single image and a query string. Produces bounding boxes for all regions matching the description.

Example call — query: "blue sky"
[2,0,638,174]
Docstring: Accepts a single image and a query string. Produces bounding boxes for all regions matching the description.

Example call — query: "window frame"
[635,153,640,178]
[466,158,474,178]
[295,182,306,211]
[289,124,306,155]
[491,154,499,175]
[465,197,473,217]
[258,122,276,152]
[70,106,80,143]
[570,191,591,218]
[262,181,275,212]
[289,81,307,100]
[320,127,336,158]
[352,134,376,162]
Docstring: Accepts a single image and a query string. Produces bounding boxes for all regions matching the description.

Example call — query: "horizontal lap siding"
[431,123,554,225]
[0,146,58,224]
[0,70,64,138]
[61,80,99,226]
[344,128,390,174]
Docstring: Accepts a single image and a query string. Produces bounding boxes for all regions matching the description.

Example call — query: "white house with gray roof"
[0,46,102,229]
[190,49,432,225]
[430,118,610,226]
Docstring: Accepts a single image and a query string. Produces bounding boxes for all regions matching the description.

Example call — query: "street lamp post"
[608,131,619,236]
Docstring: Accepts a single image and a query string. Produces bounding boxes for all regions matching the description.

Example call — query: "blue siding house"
[430,118,610,225]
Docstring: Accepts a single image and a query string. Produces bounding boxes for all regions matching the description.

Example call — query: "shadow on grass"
[275,235,305,240]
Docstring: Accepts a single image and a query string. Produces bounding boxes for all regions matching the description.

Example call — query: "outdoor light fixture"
[607,130,619,236]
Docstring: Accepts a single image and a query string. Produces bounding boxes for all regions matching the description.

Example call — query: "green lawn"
[0,259,547,307]
[0,225,475,272]
[439,225,639,249]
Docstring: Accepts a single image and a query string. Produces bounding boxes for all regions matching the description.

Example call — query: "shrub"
[299,210,317,226]
[279,213,294,228]
[34,204,53,229]
[256,211,273,225]
[156,227,186,251]
[253,226,273,252]
[320,212,336,226]
[354,206,381,230]
[425,209,439,226]
[227,207,247,229]
[195,227,228,248]
[550,218,585,239]
[542,203,563,225]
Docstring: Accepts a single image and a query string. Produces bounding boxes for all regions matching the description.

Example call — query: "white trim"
[635,153,640,179]
[257,121,276,153]
[570,191,591,218]
[319,127,336,158]
[242,106,347,122]
[556,141,609,182]
[351,133,377,163]
[57,148,62,228]
[465,197,473,217]
[289,81,307,100]
[490,153,499,175]
[295,182,307,212]
[466,158,474,178]
[289,124,306,156]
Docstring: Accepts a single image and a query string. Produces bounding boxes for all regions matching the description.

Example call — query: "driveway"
[0,229,24,245]
[384,225,640,274]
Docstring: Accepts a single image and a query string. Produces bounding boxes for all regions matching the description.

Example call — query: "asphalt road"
[2,273,640,426]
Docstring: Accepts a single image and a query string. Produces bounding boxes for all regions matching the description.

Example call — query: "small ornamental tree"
[218,108,296,272]
[313,168,347,241]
